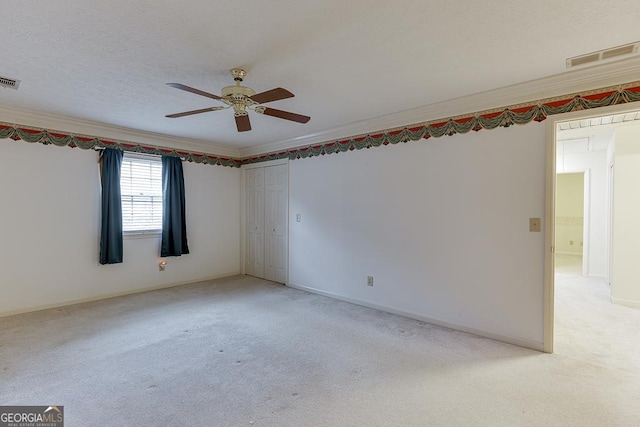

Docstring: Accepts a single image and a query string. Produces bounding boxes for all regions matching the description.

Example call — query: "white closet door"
[245,167,265,278]
[264,164,288,283]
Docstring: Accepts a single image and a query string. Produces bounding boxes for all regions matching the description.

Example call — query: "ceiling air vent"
[566,42,640,68]
[0,76,20,89]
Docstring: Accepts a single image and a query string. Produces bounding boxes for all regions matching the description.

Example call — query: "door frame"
[240,158,290,283]
[607,162,615,286]
[554,170,589,276]
[543,102,640,353]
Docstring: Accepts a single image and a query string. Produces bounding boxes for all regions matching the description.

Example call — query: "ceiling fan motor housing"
[221,85,256,98]
[222,85,256,116]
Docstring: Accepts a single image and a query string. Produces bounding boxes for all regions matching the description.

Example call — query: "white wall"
[556,139,608,276]
[555,173,584,255]
[289,123,546,346]
[0,139,241,315]
[611,125,640,306]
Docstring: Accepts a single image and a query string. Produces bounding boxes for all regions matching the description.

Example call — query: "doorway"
[555,172,586,275]
[544,105,640,357]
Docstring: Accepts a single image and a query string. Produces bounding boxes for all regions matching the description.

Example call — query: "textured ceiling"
[557,110,640,144]
[1,0,640,153]
[559,111,640,131]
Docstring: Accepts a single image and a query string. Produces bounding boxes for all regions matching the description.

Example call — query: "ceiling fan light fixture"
[233,104,249,116]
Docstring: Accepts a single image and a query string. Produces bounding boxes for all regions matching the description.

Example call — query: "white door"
[264,164,288,283]
[245,167,265,278]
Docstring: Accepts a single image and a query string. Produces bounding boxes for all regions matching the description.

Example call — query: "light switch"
[296,213,301,222]
[529,218,541,232]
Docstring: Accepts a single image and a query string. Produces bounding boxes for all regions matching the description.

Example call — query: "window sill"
[124,230,161,240]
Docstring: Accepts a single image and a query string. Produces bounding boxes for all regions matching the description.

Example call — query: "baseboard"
[287,283,545,352]
[0,273,242,318]
[554,252,582,256]
[611,296,640,308]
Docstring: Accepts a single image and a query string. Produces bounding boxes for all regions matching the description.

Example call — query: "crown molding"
[0,106,241,158]
[239,56,640,158]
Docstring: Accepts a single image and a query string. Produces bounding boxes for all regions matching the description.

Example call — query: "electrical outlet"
[367,276,374,287]
[570,240,574,245]
[296,213,301,222]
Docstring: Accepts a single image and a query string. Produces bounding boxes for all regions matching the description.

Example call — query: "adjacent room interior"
[1,1,640,425]
[552,111,640,376]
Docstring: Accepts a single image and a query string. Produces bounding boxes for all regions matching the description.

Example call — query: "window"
[120,154,162,233]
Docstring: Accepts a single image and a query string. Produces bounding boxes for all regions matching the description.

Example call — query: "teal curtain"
[161,156,189,257]
[99,148,124,264]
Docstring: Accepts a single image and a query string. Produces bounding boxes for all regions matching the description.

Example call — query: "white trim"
[611,296,640,308]
[287,282,544,352]
[240,167,247,275]
[286,165,291,286]
[0,273,241,318]
[544,118,556,353]
[583,169,591,276]
[607,161,615,286]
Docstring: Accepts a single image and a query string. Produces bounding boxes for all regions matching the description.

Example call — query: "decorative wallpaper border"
[239,81,640,165]
[2,81,640,168]
[0,124,241,168]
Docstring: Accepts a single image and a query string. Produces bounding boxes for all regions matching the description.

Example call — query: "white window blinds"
[120,154,163,232]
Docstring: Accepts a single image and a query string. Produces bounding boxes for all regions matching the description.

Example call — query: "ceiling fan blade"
[166,83,222,100]
[250,87,294,104]
[235,114,252,132]
[165,107,223,118]
[261,107,310,124]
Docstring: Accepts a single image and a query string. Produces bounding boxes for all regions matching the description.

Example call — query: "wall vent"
[0,76,20,89]
[566,42,640,68]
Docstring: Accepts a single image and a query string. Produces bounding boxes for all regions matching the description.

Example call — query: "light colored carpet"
[1,272,639,426]
[554,254,640,376]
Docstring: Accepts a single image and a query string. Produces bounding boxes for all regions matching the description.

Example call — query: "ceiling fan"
[165,68,310,132]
